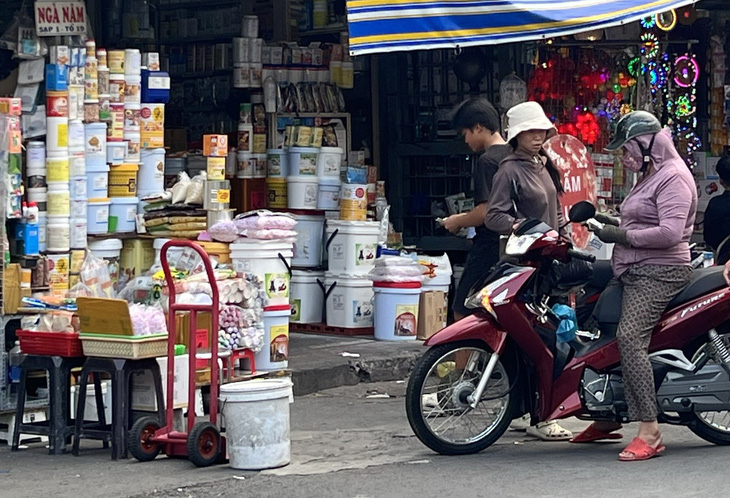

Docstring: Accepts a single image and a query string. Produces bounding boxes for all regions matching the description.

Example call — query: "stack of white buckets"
[229,237,293,372]
[324,220,381,331]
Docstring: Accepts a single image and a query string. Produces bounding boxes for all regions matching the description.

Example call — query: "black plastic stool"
[11,355,87,454]
[72,357,165,460]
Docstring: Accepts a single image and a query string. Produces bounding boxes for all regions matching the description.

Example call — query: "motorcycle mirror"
[569,201,596,223]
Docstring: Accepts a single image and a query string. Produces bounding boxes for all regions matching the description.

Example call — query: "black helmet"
[605,111,661,152]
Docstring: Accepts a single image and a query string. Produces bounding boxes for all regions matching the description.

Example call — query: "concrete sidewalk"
[287,333,425,396]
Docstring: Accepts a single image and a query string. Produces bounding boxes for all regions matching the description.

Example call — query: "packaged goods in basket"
[76,297,168,359]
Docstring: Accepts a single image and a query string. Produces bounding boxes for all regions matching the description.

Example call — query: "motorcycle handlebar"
[567,248,596,263]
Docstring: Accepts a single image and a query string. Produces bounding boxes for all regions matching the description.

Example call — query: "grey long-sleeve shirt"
[485,150,564,235]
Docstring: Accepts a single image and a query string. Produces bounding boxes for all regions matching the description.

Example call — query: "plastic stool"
[222,348,256,380]
[72,357,165,460]
[11,355,87,454]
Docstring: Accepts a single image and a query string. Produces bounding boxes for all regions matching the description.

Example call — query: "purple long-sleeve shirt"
[612,128,697,277]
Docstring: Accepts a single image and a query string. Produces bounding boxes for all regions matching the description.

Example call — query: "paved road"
[2,381,727,498]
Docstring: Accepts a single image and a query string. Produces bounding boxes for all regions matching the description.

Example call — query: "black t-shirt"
[473,144,513,243]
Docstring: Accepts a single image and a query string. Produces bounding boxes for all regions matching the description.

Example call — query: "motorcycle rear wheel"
[406,341,518,455]
[688,334,730,445]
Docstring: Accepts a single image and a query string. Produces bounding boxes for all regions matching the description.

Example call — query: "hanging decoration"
[640,33,659,58]
[627,57,642,78]
[674,55,699,88]
[656,10,677,31]
[640,16,657,29]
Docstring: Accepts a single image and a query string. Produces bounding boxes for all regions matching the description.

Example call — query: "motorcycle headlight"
[505,233,541,256]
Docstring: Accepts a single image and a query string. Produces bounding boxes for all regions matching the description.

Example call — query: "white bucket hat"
[506,101,556,142]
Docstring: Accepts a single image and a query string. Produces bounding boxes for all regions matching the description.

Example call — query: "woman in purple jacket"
[572,111,697,461]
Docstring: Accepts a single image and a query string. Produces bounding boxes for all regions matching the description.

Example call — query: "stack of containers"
[26,141,47,252]
[138,50,168,212]
[86,120,111,234]
[236,101,267,180]
[233,15,264,89]
[203,135,234,228]
[323,219,380,330]
[45,57,72,294]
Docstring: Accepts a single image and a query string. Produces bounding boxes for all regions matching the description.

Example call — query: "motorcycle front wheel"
[406,341,519,455]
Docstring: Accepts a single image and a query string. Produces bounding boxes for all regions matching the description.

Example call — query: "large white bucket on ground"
[291,270,325,324]
[325,220,380,276]
[220,379,293,470]
[324,273,373,329]
[292,212,325,268]
[230,239,293,307]
[373,281,421,341]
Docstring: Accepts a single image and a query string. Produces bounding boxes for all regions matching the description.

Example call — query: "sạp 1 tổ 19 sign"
[34,1,87,37]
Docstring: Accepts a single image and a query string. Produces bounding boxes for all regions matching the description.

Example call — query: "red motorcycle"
[406,202,730,455]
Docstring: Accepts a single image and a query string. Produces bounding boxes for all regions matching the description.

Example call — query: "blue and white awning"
[347,0,698,55]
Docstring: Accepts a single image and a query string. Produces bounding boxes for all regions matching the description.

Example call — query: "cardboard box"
[132,354,190,410]
[417,291,447,340]
[203,134,228,157]
[2,264,22,314]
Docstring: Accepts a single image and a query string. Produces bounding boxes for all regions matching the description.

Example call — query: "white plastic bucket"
[256,305,291,371]
[46,116,69,154]
[373,282,421,341]
[291,212,325,268]
[291,270,325,324]
[38,212,47,252]
[317,177,341,210]
[287,147,318,176]
[220,379,293,470]
[47,217,70,252]
[287,176,318,210]
[46,156,70,183]
[87,163,110,199]
[324,273,374,329]
[316,147,343,177]
[71,198,87,219]
[106,141,127,164]
[28,188,48,211]
[70,176,87,199]
[325,220,380,275]
[68,120,85,148]
[69,148,86,176]
[84,122,107,167]
[267,149,288,177]
[124,130,141,162]
[110,197,139,233]
[230,240,293,307]
[47,183,70,217]
[139,148,165,197]
[236,151,254,178]
[87,199,110,234]
[69,218,87,249]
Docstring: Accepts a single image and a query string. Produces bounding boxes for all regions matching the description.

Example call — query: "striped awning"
[347,0,699,56]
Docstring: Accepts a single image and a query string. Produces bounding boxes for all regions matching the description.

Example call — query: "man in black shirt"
[704,156,730,265]
[444,98,512,320]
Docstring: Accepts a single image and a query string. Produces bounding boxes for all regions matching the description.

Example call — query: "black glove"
[596,225,630,246]
[594,213,620,227]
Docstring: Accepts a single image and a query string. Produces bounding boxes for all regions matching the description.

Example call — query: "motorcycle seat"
[665,266,727,310]
[594,266,728,325]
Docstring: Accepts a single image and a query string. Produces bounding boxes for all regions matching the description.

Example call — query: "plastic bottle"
[27,202,39,224]
[22,201,28,218]
[8,341,22,384]
[263,75,277,113]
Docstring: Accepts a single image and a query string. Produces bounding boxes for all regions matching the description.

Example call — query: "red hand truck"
[128,240,225,466]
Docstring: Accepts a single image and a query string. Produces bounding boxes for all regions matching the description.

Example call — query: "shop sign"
[34,1,87,37]
[543,134,597,250]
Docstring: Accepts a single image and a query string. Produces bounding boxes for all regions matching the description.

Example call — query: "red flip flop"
[570,424,623,443]
[618,437,666,461]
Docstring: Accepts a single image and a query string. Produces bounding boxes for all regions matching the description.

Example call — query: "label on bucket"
[355,243,376,266]
[270,324,289,362]
[352,300,373,325]
[290,299,301,321]
[330,243,345,261]
[395,305,418,337]
[265,273,290,300]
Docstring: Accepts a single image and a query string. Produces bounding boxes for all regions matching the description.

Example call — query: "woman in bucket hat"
[574,111,696,461]
[485,101,573,441]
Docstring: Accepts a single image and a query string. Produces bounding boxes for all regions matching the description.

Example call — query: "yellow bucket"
[109,163,139,197]
[339,184,368,221]
[198,241,231,264]
[267,177,287,209]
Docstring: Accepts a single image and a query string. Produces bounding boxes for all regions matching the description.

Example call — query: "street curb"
[291,352,422,396]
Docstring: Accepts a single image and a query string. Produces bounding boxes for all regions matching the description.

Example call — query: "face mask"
[621,146,643,172]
